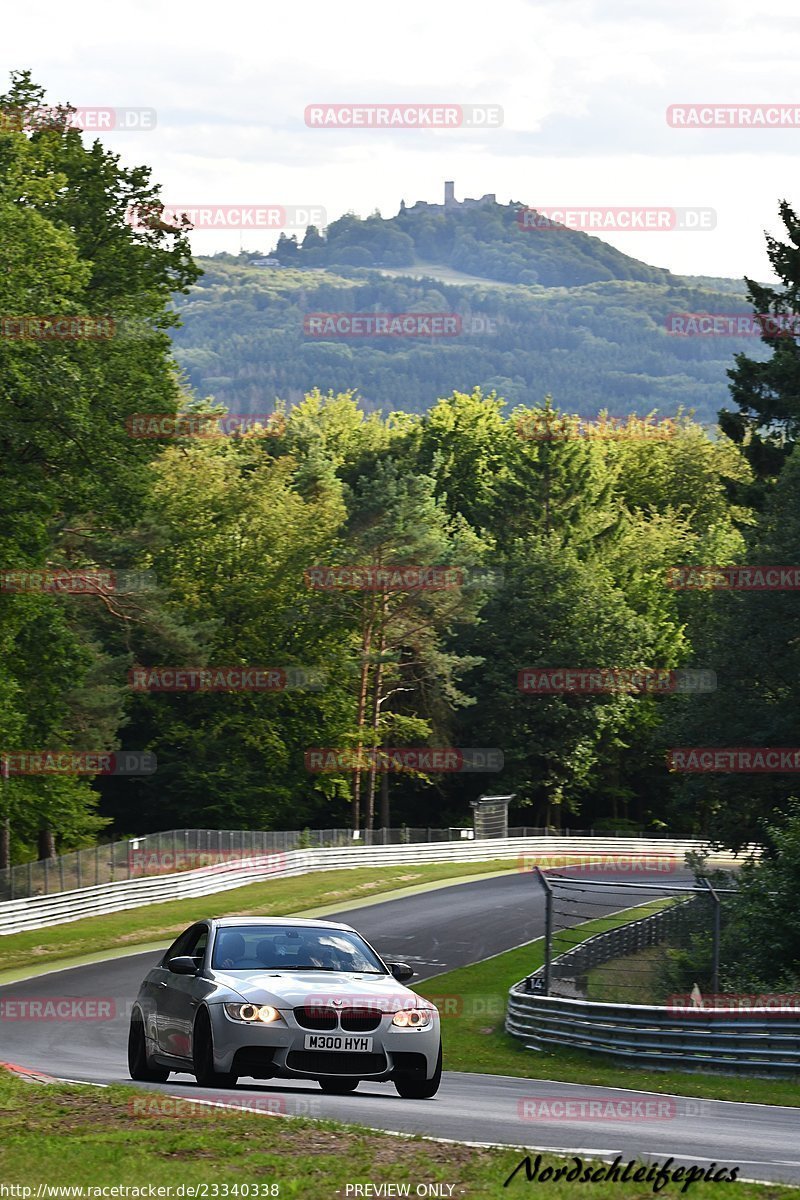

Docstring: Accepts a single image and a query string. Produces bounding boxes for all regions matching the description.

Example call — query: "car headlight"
[224,1003,283,1024]
[392,1008,433,1029]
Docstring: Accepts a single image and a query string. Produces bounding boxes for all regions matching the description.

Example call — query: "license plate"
[303,1034,373,1052]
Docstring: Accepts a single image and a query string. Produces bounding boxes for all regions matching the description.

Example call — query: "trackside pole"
[535,867,554,996]
[701,876,722,994]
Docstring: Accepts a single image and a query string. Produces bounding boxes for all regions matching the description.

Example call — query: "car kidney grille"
[294,1005,337,1030]
[287,1050,387,1075]
[340,1007,382,1032]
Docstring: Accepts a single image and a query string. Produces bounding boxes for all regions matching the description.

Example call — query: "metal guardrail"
[507,904,800,1077]
[0,836,738,937]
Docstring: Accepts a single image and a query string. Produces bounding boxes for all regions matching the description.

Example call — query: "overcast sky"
[5,0,800,280]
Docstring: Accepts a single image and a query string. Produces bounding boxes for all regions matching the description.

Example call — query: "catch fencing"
[0,825,686,902]
[506,880,799,1076]
[532,895,701,997]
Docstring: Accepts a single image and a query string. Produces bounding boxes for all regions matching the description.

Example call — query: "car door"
[157,924,209,1061]
[145,927,193,1052]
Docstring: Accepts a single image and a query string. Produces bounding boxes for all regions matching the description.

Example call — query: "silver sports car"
[128,916,442,1097]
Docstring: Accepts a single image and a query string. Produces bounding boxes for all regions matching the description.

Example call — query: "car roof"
[207,916,354,932]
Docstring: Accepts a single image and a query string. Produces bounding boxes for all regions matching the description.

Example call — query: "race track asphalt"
[1,869,797,1185]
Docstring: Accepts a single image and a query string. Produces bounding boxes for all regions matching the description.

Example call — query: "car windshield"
[210,925,388,973]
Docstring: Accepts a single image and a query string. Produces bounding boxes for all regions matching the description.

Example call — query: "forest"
[171,248,762,424]
[2,71,800,887]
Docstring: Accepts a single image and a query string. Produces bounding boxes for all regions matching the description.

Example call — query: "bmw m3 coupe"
[128,916,442,1098]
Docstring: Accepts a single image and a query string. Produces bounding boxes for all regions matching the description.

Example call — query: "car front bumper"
[208,1004,440,1080]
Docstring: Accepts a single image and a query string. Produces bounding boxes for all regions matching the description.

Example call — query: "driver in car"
[217,931,246,969]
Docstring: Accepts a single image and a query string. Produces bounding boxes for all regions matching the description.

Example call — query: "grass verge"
[0,1068,789,1197]
[588,944,665,1003]
[415,900,800,1108]
[0,860,522,975]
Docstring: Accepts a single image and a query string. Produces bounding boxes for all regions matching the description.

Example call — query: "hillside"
[287,201,676,286]
[169,202,763,424]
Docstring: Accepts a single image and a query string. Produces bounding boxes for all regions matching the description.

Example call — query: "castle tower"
[444,180,455,207]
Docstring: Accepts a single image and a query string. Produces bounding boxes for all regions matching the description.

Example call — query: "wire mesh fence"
[0,825,678,902]
[529,871,737,1005]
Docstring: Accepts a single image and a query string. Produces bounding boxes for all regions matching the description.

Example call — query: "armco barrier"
[506,901,799,1077]
[506,990,800,1076]
[0,837,742,937]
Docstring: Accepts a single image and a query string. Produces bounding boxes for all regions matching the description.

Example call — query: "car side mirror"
[389,962,414,982]
[168,956,200,975]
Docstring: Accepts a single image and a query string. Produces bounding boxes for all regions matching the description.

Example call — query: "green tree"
[722,200,800,491]
[0,70,197,860]
[665,448,800,847]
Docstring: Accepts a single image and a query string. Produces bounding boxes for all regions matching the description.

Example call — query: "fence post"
[701,876,722,994]
[535,867,554,996]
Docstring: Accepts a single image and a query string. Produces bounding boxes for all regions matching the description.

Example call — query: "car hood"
[214,970,427,1009]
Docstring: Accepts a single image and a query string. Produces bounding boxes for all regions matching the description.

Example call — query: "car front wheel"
[192,1009,238,1088]
[393,1042,442,1099]
[128,1010,169,1083]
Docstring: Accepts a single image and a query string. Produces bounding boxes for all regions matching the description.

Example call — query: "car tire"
[318,1077,359,1094]
[128,1009,170,1083]
[393,1042,442,1099]
[192,1008,238,1088]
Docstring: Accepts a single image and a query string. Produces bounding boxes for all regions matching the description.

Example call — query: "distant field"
[376,262,509,286]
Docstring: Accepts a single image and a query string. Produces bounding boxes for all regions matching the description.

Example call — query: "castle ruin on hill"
[401,181,497,214]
